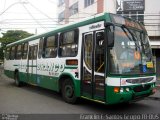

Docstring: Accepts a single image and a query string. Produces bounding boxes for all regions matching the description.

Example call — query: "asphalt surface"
[0,68,160,120]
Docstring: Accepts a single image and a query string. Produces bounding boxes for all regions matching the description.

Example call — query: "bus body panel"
[3,13,156,105]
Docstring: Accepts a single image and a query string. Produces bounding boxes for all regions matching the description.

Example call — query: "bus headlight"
[126,88,130,92]
[120,88,124,92]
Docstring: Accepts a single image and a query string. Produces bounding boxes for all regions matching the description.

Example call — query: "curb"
[147,97,160,101]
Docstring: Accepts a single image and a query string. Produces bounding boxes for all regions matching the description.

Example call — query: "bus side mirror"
[107,31,114,47]
[105,22,115,47]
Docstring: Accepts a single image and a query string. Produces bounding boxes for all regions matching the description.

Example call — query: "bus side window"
[10,46,16,60]
[38,38,44,58]
[15,44,22,60]
[44,35,57,58]
[59,29,78,57]
[5,47,11,60]
[22,43,28,59]
[28,46,38,60]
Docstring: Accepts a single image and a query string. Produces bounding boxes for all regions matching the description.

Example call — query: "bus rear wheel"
[14,72,23,87]
[62,79,77,104]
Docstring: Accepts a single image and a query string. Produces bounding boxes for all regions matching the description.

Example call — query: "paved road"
[0,68,160,116]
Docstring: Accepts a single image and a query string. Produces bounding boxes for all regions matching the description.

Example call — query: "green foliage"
[0,30,34,60]
[0,30,33,46]
[0,46,4,61]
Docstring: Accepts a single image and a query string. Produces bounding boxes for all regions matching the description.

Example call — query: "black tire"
[14,72,23,87]
[62,79,77,104]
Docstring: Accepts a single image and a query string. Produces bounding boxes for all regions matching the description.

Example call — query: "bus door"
[27,44,38,85]
[81,30,106,102]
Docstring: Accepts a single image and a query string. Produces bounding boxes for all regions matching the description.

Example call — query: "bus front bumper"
[106,82,156,105]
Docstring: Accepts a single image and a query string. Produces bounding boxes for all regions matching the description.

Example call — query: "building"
[57,0,160,78]
[57,0,115,24]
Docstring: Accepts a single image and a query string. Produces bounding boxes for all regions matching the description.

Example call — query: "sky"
[0,0,58,36]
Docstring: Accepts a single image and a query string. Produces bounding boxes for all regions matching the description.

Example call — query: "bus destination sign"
[111,14,142,30]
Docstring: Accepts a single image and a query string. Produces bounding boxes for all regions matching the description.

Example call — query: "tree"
[0,30,33,46]
[0,47,4,61]
[0,30,34,60]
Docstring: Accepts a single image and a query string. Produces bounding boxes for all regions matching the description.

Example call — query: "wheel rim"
[65,85,73,98]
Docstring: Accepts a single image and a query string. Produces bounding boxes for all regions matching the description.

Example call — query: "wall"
[104,0,116,13]
[144,0,160,37]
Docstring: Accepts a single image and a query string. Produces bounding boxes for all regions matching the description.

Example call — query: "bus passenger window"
[15,44,22,60]
[28,47,33,60]
[29,46,38,60]
[5,47,10,60]
[33,46,38,59]
[44,35,57,58]
[10,46,16,60]
[22,43,28,59]
[38,38,44,58]
[59,29,78,57]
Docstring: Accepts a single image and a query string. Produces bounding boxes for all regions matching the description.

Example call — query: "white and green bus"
[4,13,156,105]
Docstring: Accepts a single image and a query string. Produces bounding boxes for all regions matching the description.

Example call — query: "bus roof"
[6,12,110,47]
[6,12,145,47]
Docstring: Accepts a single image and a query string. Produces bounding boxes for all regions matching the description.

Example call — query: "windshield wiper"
[121,25,140,50]
[121,25,132,41]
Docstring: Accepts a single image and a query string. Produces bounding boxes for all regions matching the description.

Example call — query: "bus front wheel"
[62,79,77,104]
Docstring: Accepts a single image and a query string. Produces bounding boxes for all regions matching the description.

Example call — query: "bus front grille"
[133,84,151,92]
[126,77,154,84]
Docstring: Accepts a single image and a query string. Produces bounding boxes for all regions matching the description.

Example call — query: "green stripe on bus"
[13,64,37,67]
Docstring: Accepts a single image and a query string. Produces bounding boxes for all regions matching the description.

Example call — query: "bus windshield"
[109,25,155,75]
